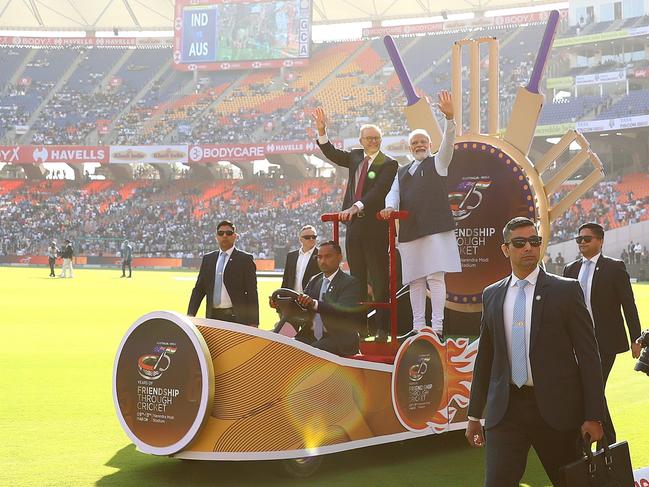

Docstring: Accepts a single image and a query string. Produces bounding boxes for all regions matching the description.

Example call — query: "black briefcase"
[559,435,634,487]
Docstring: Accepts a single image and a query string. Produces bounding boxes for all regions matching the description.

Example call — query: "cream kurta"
[385,119,461,284]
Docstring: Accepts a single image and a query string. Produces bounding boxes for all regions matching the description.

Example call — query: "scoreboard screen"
[173,0,312,71]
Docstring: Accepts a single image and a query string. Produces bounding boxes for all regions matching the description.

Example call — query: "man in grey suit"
[295,241,364,356]
[466,217,605,487]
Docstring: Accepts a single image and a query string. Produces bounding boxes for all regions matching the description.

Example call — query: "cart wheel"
[278,455,323,478]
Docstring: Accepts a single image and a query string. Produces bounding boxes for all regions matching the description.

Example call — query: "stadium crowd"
[1,174,647,260]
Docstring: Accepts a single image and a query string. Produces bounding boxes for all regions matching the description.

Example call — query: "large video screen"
[173,0,312,71]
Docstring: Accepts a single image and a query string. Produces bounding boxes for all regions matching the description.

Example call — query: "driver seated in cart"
[272,240,365,357]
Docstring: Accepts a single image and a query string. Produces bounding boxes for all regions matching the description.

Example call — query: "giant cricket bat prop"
[504,10,560,156]
[384,35,443,151]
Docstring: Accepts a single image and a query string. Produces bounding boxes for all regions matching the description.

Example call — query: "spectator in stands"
[295,241,363,356]
[60,239,74,278]
[47,241,59,278]
[187,220,259,327]
[121,239,133,278]
[381,90,460,341]
[313,106,398,341]
[281,225,319,293]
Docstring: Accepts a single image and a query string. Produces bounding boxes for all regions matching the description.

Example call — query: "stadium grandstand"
[1,0,649,273]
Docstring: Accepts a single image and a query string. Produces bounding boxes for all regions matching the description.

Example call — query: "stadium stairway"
[269,41,367,139]
[106,58,173,143]
[20,50,87,144]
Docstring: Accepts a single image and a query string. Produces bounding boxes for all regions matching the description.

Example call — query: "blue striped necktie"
[579,260,591,298]
[313,277,330,340]
[511,279,529,388]
[213,251,227,306]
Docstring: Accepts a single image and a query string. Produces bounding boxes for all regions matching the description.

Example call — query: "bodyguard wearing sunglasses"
[188,220,259,327]
[280,225,320,293]
[466,217,605,486]
[563,222,642,446]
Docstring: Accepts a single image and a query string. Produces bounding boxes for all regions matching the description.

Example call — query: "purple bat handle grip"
[383,35,420,106]
[527,10,560,94]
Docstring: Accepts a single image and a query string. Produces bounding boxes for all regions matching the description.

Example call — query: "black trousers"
[295,325,358,356]
[48,257,56,276]
[484,385,581,487]
[122,260,132,277]
[345,221,389,333]
[600,352,617,445]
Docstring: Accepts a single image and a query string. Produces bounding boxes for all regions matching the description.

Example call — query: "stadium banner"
[575,70,626,86]
[110,146,189,164]
[534,122,576,137]
[0,36,171,47]
[577,114,649,133]
[182,257,203,268]
[362,9,567,37]
[555,30,628,47]
[355,135,410,158]
[0,255,87,265]
[14,125,29,135]
[632,68,649,78]
[188,140,342,162]
[546,76,574,89]
[0,145,108,164]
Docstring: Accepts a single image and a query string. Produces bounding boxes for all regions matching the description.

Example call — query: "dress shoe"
[374,329,389,342]
[397,329,420,342]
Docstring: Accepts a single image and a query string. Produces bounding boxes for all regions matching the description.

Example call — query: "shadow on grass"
[97,431,551,487]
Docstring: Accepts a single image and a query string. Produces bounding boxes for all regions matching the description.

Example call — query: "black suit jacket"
[468,269,605,431]
[281,248,319,291]
[563,255,641,355]
[187,248,259,325]
[317,141,398,237]
[304,270,363,355]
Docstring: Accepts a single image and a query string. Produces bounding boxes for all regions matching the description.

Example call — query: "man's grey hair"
[359,124,383,138]
[298,225,317,237]
[408,129,431,145]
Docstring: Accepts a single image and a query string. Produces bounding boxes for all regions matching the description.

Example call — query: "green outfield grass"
[1,267,647,487]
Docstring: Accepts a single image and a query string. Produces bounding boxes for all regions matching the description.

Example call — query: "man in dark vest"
[381,91,461,339]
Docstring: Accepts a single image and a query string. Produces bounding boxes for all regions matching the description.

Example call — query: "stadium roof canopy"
[0,0,562,30]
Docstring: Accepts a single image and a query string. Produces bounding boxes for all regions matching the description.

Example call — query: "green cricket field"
[1,267,647,486]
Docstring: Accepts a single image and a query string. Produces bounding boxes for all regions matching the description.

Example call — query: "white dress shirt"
[312,268,340,313]
[577,252,600,317]
[294,246,316,293]
[502,266,540,387]
[317,133,378,210]
[214,247,234,309]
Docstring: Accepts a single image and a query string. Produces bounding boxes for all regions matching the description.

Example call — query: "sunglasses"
[217,230,234,236]
[575,236,595,244]
[505,236,542,248]
[361,136,381,142]
[301,235,317,240]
